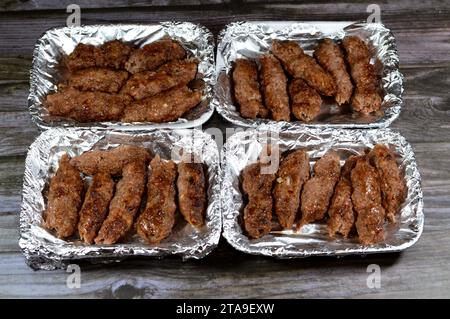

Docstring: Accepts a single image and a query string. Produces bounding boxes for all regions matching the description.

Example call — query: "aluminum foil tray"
[20,128,221,270]
[214,21,403,129]
[221,127,423,258]
[29,22,215,130]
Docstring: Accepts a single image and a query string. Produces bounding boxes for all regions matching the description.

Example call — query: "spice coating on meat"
[273,149,310,229]
[289,78,322,122]
[369,144,406,223]
[272,40,336,96]
[314,38,353,105]
[121,85,202,123]
[299,150,340,228]
[66,40,133,72]
[121,59,198,100]
[232,59,268,119]
[327,155,360,238]
[259,54,290,121]
[68,67,129,93]
[95,161,146,244]
[45,87,132,122]
[78,173,115,244]
[70,145,150,176]
[351,156,385,245]
[177,156,207,228]
[44,154,84,238]
[125,39,186,74]
[342,36,382,114]
[94,40,134,70]
[136,156,177,243]
[242,162,276,238]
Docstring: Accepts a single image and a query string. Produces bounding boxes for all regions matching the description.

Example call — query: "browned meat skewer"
[78,173,115,244]
[272,40,336,96]
[95,161,147,244]
[259,54,290,121]
[44,154,84,238]
[68,67,129,93]
[369,144,406,223]
[351,156,385,245]
[342,36,382,114]
[125,39,186,74]
[289,78,322,122]
[136,156,177,243]
[327,155,360,238]
[45,87,132,122]
[121,85,202,123]
[232,58,268,119]
[66,40,134,72]
[273,149,310,229]
[177,155,207,228]
[70,145,150,176]
[299,150,341,229]
[242,161,276,239]
[121,59,198,100]
[314,38,353,105]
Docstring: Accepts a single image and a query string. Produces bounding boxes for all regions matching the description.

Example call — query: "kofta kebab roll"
[299,150,341,229]
[78,173,115,244]
[95,161,147,244]
[271,40,336,97]
[44,154,84,238]
[259,54,290,121]
[45,87,132,122]
[242,160,276,239]
[342,36,382,114]
[289,78,322,122]
[66,40,134,72]
[125,38,186,74]
[120,85,202,123]
[351,156,385,245]
[70,145,150,176]
[314,38,353,105]
[369,144,406,223]
[137,156,177,244]
[327,155,360,238]
[273,149,310,229]
[68,68,129,93]
[177,154,207,228]
[232,59,268,119]
[120,59,198,100]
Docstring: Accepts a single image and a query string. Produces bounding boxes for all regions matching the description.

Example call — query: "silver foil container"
[214,21,403,129]
[221,127,423,258]
[29,22,215,130]
[19,128,221,270]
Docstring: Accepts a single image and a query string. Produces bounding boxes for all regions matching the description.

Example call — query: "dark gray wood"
[0,1,450,298]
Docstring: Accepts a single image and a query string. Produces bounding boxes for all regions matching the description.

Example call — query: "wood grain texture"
[0,0,449,298]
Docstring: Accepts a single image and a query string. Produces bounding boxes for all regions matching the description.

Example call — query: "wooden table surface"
[1,0,449,299]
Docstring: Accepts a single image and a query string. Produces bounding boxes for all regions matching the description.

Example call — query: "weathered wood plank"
[0,230,449,298]
[0,112,38,156]
[0,0,449,299]
[0,13,449,68]
[0,0,230,11]
[0,156,26,214]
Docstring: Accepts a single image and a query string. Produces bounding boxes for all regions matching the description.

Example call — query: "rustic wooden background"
[0,0,449,298]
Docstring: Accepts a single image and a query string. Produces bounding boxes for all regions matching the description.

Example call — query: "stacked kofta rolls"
[44,146,207,245]
[240,144,406,245]
[45,38,203,123]
[232,36,382,122]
